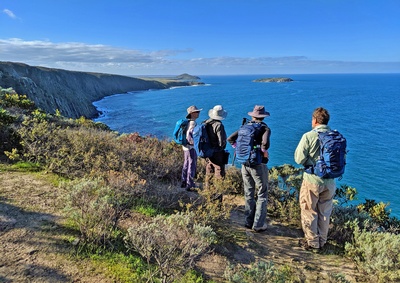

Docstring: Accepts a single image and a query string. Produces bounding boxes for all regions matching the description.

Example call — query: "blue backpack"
[173,118,189,145]
[235,122,263,166]
[193,122,214,158]
[309,130,347,179]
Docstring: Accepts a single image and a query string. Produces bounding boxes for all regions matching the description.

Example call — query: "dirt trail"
[0,171,364,282]
[0,171,110,283]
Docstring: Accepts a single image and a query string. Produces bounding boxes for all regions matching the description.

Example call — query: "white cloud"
[3,9,17,19]
[0,38,398,75]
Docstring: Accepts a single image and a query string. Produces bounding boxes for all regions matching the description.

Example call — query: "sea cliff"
[0,61,201,118]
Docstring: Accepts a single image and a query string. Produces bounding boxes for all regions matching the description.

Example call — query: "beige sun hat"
[247,105,270,118]
[186,105,202,118]
[208,105,228,120]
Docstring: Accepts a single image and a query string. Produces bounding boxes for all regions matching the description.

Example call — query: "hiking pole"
[231,117,248,166]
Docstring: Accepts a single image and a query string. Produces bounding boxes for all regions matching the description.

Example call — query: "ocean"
[93,74,400,217]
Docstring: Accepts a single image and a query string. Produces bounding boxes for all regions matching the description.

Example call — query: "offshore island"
[253,77,293,83]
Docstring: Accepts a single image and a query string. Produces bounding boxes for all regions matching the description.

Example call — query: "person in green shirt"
[294,107,336,251]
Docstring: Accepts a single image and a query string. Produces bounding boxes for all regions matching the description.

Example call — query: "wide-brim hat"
[248,105,270,118]
[186,105,202,118]
[208,105,228,120]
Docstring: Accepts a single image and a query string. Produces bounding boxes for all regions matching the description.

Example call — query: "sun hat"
[186,105,202,118]
[208,105,228,120]
[247,105,270,118]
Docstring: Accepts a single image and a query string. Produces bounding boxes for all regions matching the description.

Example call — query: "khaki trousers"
[299,179,336,248]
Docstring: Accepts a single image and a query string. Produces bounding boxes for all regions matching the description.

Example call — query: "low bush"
[0,87,35,110]
[124,211,216,283]
[268,164,302,225]
[63,178,121,248]
[224,260,298,283]
[345,226,400,282]
[63,176,146,249]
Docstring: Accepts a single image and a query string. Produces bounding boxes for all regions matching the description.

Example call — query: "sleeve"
[261,126,271,151]
[294,133,310,165]
[186,120,196,145]
[216,123,227,149]
[227,130,239,145]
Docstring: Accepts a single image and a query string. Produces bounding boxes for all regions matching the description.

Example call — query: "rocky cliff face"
[0,62,192,118]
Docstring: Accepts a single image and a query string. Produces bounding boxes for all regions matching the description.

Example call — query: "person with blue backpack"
[181,105,202,191]
[227,105,271,232]
[295,107,346,251]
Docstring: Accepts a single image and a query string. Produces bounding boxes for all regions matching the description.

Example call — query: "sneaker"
[253,223,268,232]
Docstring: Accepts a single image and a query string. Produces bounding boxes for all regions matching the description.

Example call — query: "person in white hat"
[203,105,228,194]
[181,105,202,191]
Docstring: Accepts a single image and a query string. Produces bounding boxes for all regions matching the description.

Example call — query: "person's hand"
[263,150,269,158]
[231,142,237,148]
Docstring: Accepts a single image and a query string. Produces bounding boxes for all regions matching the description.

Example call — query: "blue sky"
[1,0,399,76]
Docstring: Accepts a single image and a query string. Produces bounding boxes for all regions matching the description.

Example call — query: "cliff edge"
[0,62,200,118]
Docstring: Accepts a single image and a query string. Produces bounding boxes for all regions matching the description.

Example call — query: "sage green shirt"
[294,125,336,185]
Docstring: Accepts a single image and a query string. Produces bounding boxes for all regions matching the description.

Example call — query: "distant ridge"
[0,62,202,118]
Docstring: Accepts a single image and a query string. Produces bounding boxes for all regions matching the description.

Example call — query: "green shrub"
[181,179,233,232]
[224,261,298,283]
[345,226,400,282]
[0,88,35,109]
[125,211,216,283]
[14,116,184,181]
[357,199,392,228]
[223,165,244,195]
[334,184,357,206]
[268,164,302,225]
[0,107,16,125]
[64,178,127,248]
[329,207,373,246]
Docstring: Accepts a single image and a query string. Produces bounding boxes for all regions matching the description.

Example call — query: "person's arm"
[219,124,227,149]
[261,126,271,151]
[186,120,196,145]
[227,130,238,146]
[294,133,310,165]
[261,126,271,159]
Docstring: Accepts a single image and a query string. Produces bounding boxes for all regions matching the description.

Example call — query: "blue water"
[93,74,400,217]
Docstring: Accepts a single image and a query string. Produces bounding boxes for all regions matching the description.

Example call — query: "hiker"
[227,105,271,232]
[181,105,202,191]
[294,107,336,251]
[204,105,228,191]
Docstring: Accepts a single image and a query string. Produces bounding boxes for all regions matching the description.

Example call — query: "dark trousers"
[205,150,226,189]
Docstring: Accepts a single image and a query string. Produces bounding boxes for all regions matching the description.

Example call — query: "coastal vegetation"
[1,86,400,282]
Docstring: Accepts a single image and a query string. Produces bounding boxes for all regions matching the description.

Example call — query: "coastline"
[0,61,203,119]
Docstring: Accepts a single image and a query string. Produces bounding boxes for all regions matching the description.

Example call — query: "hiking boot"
[185,186,197,192]
[298,239,320,252]
[245,223,253,229]
[253,223,268,232]
[211,193,223,202]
